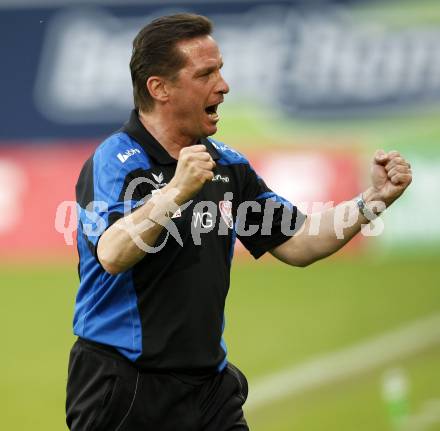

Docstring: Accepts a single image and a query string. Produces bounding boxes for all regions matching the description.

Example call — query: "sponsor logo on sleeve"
[117,148,141,163]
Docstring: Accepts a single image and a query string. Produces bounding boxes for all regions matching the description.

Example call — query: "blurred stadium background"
[1,0,439,430]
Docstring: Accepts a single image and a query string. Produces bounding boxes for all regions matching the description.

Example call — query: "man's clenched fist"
[167,145,216,204]
[365,149,412,207]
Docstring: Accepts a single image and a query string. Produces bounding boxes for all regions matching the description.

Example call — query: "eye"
[199,68,216,78]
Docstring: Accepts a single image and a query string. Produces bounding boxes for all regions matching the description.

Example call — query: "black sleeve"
[236,163,306,259]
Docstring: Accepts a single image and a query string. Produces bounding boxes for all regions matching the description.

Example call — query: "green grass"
[226,255,440,376]
[2,263,77,430]
[249,346,440,431]
[1,255,439,430]
[225,255,440,430]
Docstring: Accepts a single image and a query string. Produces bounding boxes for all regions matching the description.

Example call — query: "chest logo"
[151,172,167,188]
[212,174,229,183]
[193,211,214,228]
[152,172,164,183]
[219,200,233,229]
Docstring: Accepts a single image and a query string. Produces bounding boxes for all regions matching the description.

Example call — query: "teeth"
[207,112,219,120]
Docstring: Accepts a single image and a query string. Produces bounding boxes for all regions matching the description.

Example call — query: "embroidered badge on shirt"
[219,200,233,229]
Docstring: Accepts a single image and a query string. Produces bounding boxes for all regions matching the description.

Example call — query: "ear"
[146,76,169,103]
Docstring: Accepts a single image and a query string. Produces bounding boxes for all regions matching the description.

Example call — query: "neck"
[138,109,198,159]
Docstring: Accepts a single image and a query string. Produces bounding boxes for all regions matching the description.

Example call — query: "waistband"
[76,337,134,363]
[75,337,222,384]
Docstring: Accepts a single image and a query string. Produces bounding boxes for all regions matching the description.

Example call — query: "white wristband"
[354,194,379,221]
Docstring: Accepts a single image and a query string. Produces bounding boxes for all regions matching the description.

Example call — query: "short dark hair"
[130,13,213,111]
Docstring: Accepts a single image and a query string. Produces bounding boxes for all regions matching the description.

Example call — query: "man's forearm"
[272,188,384,266]
[97,185,182,274]
[305,194,375,261]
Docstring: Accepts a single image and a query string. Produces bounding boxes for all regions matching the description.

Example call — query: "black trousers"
[66,339,249,431]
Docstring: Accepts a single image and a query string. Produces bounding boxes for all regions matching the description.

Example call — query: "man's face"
[166,35,229,139]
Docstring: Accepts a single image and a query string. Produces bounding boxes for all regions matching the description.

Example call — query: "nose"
[217,72,230,95]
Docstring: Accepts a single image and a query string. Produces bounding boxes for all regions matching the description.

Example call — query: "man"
[66,13,412,431]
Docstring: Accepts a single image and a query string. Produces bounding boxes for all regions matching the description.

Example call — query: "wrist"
[163,181,188,207]
[355,189,386,220]
[363,186,396,208]
[362,187,381,205]
[147,185,181,225]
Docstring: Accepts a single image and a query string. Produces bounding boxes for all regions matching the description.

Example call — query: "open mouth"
[205,103,220,120]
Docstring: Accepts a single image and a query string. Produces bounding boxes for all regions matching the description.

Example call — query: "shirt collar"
[121,109,220,165]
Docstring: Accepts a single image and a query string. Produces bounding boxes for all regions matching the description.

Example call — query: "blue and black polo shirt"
[74,110,305,379]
